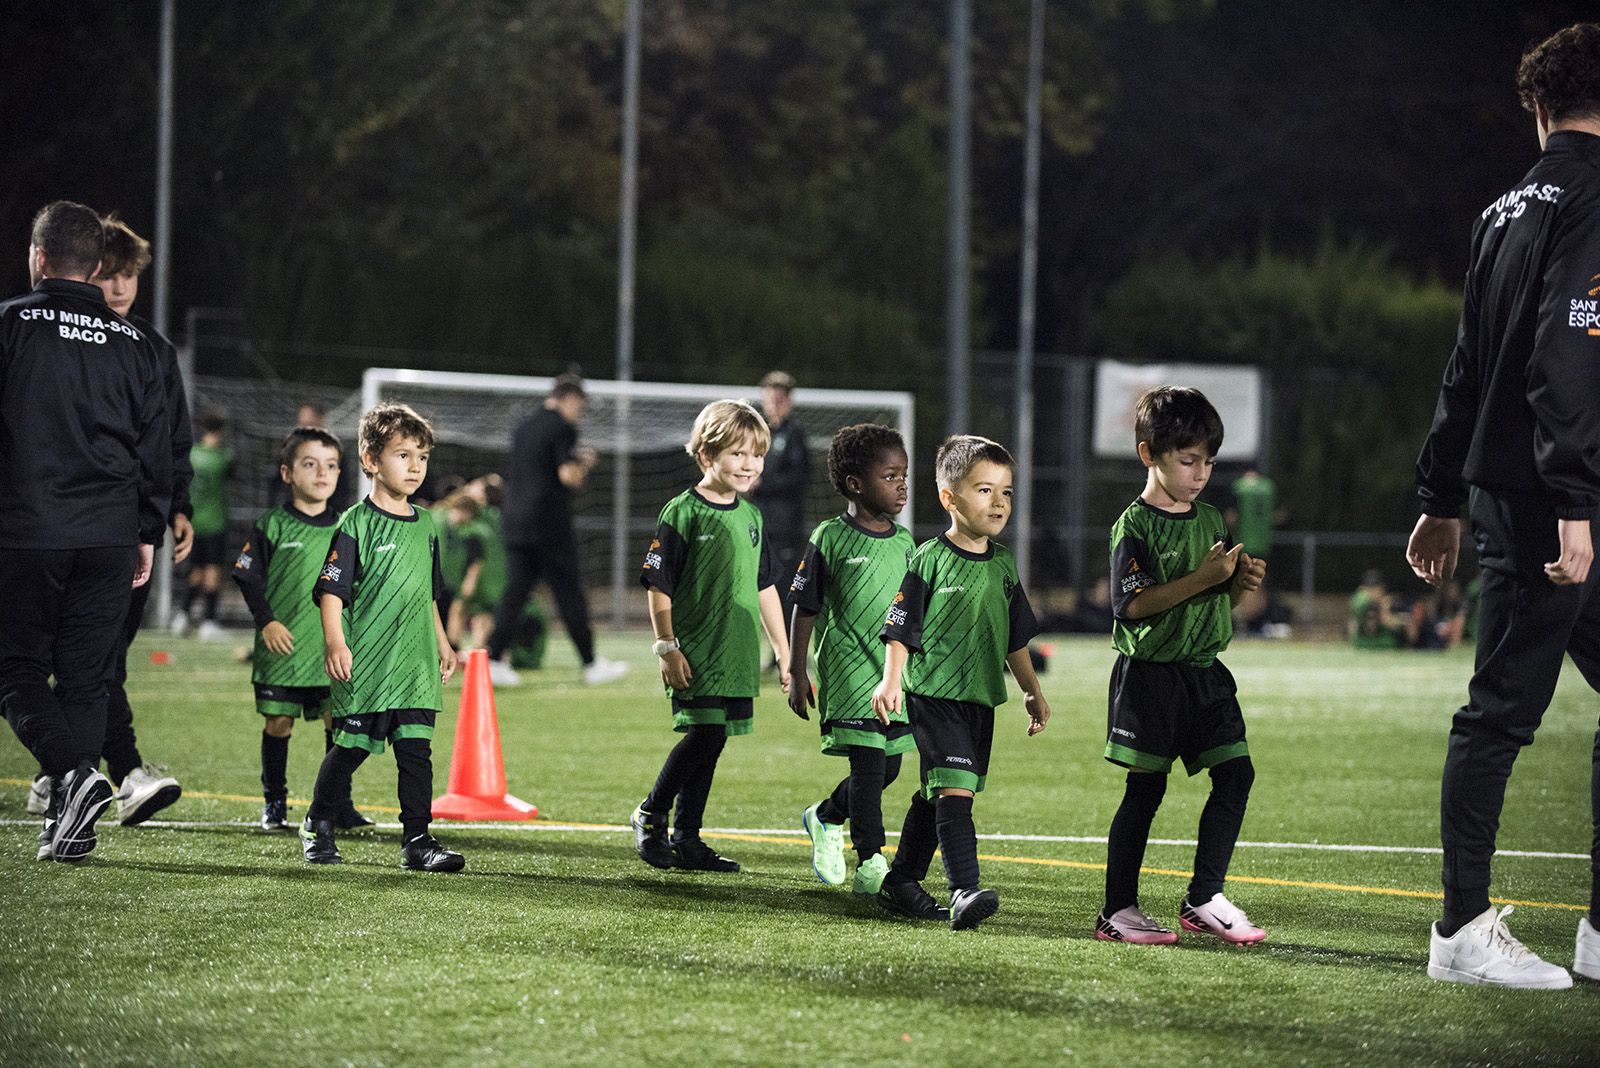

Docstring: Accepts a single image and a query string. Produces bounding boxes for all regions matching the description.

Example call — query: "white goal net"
[362,368,915,625]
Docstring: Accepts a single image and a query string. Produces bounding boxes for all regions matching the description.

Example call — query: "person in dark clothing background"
[1407,23,1600,990]
[487,374,628,687]
[0,200,172,863]
[751,371,811,611]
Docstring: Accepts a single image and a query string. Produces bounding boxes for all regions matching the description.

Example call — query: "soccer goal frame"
[362,367,916,627]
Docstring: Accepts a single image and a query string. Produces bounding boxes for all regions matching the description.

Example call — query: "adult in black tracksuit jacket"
[0,224,171,782]
[1408,88,1600,947]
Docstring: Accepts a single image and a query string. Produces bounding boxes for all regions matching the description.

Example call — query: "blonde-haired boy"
[631,400,791,872]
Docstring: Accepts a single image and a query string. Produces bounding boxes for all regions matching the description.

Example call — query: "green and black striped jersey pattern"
[314,499,445,716]
[1109,498,1233,665]
[791,515,914,723]
[882,535,1038,707]
[233,504,339,688]
[640,488,776,700]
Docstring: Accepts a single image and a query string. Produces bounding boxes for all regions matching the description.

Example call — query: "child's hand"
[870,678,901,725]
[1233,552,1267,593]
[261,621,294,656]
[439,643,458,684]
[778,661,792,695]
[659,649,693,690]
[324,642,353,683]
[787,671,813,720]
[1024,691,1050,736]
[1195,541,1243,587]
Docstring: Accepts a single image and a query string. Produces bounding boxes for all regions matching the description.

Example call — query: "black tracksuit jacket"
[1417,130,1600,520]
[0,278,171,549]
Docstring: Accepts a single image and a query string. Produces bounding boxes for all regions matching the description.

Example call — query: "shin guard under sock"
[261,732,290,802]
[1104,771,1167,914]
[1189,757,1255,903]
[935,794,980,894]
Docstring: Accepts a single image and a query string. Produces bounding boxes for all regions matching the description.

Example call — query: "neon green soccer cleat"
[852,853,889,896]
[801,802,846,885]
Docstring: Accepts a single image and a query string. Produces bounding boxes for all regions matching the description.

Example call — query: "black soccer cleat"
[630,805,675,869]
[949,887,1000,931]
[334,804,376,831]
[671,837,740,873]
[877,875,951,921]
[299,817,342,864]
[260,798,290,832]
[401,833,465,873]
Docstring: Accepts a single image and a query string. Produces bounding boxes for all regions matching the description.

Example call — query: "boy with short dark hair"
[872,435,1050,930]
[1095,385,1267,946]
[300,403,463,871]
[180,412,234,639]
[790,424,915,896]
[630,400,791,873]
[233,426,372,833]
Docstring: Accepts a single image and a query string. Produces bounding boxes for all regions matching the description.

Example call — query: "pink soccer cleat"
[1180,893,1267,944]
[1096,904,1180,945]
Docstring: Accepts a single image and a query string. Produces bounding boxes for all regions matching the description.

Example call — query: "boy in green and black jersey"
[630,400,791,874]
[789,424,915,896]
[180,413,234,638]
[300,403,464,872]
[1094,386,1268,947]
[233,427,373,833]
[873,436,1050,930]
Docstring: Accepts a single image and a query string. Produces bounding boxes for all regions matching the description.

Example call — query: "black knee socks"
[1189,757,1254,904]
[1105,771,1168,914]
[642,725,726,839]
[816,749,903,860]
[1590,727,1599,927]
[309,744,369,822]
[889,791,938,883]
[393,738,434,841]
[202,590,219,622]
[261,732,289,802]
[936,794,980,894]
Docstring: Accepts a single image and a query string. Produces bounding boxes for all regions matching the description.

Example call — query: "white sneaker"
[1576,916,1600,981]
[1179,892,1267,944]
[801,801,846,886]
[116,764,182,826]
[25,774,51,815]
[488,658,522,687]
[197,620,223,641]
[582,657,629,685]
[170,612,192,637]
[1428,905,1573,989]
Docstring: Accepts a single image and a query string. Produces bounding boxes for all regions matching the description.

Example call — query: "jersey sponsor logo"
[1570,294,1600,335]
[279,541,304,550]
[696,534,716,542]
[790,568,808,592]
[643,551,663,571]
[234,551,253,570]
[844,556,869,565]
[1112,726,1137,740]
[374,543,397,553]
[885,591,908,628]
[935,585,965,594]
[321,564,342,583]
[945,755,974,766]
[1160,549,1180,562]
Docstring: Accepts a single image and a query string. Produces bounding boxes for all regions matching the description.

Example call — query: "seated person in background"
[1349,569,1416,649]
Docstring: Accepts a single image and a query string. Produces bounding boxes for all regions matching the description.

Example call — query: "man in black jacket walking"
[1408,24,1600,989]
[0,201,171,862]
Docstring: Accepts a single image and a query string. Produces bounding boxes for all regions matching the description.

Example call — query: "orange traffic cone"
[432,649,539,821]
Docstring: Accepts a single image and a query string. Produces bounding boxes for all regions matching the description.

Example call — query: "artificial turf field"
[0,634,1595,1066]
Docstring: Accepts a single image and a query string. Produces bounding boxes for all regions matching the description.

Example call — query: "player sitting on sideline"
[300,403,463,871]
[233,427,373,833]
[1095,386,1267,946]
[790,424,916,897]
[630,400,791,873]
[872,435,1050,930]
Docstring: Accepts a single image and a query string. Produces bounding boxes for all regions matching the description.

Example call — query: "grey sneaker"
[26,774,51,816]
[117,764,182,826]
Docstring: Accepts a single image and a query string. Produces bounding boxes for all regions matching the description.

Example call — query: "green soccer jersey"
[433,505,470,593]
[462,510,508,612]
[639,488,776,700]
[314,499,445,716]
[188,441,233,536]
[1109,498,1234,665]
[1231,472,1276,557]
[881,534,1039,708]
[791,515,915,726]
[232,504,339,688]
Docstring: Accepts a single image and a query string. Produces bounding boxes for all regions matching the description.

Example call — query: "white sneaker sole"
[1427,962,1573,990]
[119,781,182,826]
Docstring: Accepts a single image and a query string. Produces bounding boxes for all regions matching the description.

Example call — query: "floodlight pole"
[611,0,642,629]
[945,0,972,437]
[152,0,177,628]
[1013,0,1044,588]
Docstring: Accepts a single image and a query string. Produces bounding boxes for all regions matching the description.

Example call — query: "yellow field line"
[2,779,1584,911]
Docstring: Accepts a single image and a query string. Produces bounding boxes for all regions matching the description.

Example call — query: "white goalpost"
[360,368,916,626]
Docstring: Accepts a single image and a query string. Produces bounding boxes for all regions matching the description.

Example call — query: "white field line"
[0,818,1586,860]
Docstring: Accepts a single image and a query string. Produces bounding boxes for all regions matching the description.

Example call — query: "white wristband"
[652,638,680,658]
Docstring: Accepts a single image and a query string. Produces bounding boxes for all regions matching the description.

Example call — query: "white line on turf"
[0,818,1586,860]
